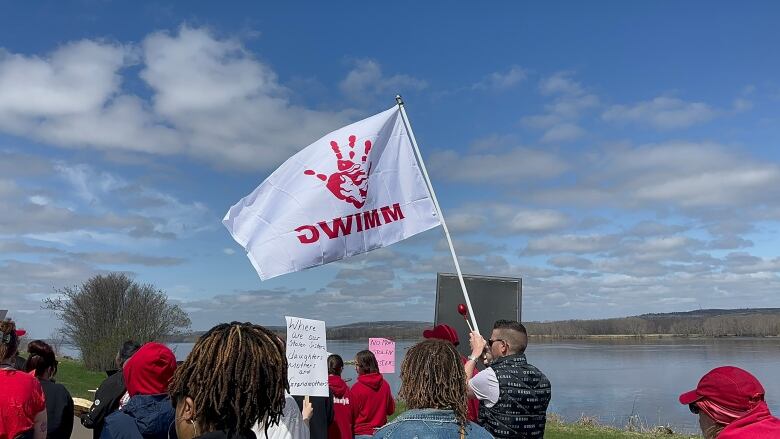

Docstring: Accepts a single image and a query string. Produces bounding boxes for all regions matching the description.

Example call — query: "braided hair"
[168,322,288,437]
[398,339,469,428]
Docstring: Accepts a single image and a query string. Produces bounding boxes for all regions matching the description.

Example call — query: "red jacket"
[350,372,395,436]
[328,375,353,439]
[719,402,780,438]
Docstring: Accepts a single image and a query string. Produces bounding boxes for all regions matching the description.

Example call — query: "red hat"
[123,342,177,396]
[679,366,765,411]
[423,324,459,346]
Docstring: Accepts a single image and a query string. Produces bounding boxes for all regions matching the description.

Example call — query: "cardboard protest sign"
[369,337,395,373]
[286,316,329,397]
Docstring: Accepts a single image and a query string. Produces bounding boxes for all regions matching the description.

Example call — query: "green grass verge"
[56,359,106,399]
[390,402,699,438]
[545,419,697,438]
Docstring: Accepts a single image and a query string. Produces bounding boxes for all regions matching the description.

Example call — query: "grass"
[545,417,697,438]
[56,359,107,399]
[390,403,700,438]
[57,361,701,438]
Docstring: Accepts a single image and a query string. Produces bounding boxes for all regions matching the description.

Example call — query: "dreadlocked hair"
[168,322,288,437]
[398,339,469,428]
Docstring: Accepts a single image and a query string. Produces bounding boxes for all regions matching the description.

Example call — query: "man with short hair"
[465,320,551,438]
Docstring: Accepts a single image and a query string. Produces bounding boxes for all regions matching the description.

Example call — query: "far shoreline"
[528,333,780,340]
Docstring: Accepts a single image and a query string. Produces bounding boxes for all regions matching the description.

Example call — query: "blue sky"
[3,2,780,338]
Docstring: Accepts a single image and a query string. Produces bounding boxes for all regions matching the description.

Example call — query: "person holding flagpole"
[466,321,551,438]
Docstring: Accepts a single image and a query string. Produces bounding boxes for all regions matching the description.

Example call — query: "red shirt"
[0,369,46,439]
[350,373,395,436]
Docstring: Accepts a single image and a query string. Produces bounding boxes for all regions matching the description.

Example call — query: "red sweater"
[350,372,395,436]
[328,375,353,439]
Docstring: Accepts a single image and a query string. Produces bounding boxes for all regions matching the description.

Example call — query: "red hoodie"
[718,401,780,438]
[123,342,176,396]
[328,375,353,439]
[350,372,395,436]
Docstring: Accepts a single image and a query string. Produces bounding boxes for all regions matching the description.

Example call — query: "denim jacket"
[373,409,494,438]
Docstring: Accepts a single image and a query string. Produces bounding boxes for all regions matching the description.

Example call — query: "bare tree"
[43,273,191,371]
[48,331,69,358]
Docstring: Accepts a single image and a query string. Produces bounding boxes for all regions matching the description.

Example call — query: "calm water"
[64,337,779,433]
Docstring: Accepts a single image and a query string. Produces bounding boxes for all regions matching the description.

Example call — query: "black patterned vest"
[478,353,551,438]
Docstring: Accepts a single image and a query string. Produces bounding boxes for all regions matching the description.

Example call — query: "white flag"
[223,106,441,280]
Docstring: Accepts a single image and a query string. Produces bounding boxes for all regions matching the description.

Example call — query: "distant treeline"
[165,309,780,342]
[524,308,780,338]
[166,321,431,342]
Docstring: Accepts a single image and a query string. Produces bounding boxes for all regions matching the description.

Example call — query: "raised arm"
[465,331,486,398]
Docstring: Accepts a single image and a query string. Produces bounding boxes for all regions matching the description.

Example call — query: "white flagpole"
[395,95,481,335]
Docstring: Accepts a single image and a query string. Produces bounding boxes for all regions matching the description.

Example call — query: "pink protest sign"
[368,337,395,373]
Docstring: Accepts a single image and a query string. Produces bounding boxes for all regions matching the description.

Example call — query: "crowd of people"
[2,317,780,439]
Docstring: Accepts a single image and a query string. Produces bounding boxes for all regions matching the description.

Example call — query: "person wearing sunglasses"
[680,366,780,438]
[465,320,551,439]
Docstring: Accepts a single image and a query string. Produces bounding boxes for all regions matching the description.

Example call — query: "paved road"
[72,418,92,439]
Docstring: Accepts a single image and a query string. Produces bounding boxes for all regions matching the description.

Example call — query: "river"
[63,337,779,434]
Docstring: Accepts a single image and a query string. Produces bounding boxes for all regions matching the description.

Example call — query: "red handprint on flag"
[304,135,373,209]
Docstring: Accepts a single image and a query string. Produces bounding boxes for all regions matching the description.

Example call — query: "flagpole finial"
[395,95,404,106]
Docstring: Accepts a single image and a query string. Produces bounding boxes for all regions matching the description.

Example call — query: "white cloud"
[0,27,356,171]
[724,252,780,274]
[602,96,716,129]
[141,27,350,170]
[525,234,619,255]
[733,98,753,112]
[0,40,127,116]
[446,212,487,233]
[472,65,527,91]
[339,59,426,104]
[533,142,780,211]
[0,40,181,155]
[540,123,585,143]
[548,255,593,269]
[522,72,597,143]
[539,72,584,96]
[505,209,570,233]
[634,167,780,207]
[429,147,568,184]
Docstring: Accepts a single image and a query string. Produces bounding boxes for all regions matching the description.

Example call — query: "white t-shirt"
[468,367,500,408]
[252,393,310,439]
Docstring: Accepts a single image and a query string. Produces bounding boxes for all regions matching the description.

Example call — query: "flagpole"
[395,95,481,335]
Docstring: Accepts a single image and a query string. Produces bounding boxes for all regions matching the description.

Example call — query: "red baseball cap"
[123,342,177,396]
[679,366,765,411]
[423,324,460,346]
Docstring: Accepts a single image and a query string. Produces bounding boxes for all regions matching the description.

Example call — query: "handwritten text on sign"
[369,337,395,373]
[286,316,329,397]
